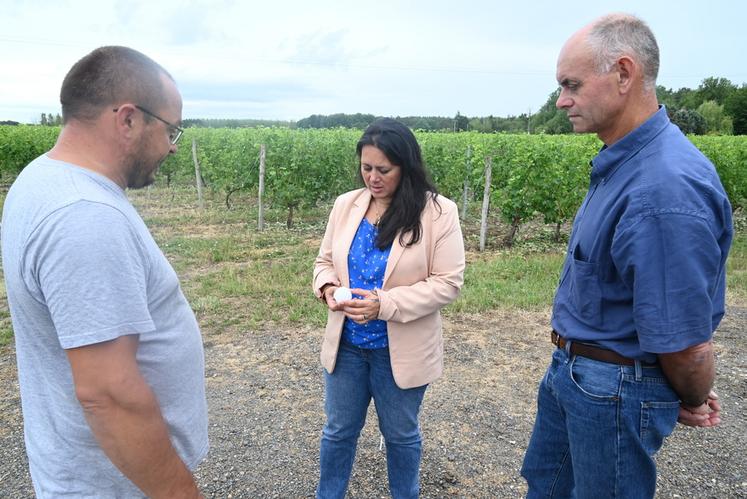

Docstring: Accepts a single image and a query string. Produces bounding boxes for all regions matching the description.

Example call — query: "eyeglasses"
[113,105,184,145]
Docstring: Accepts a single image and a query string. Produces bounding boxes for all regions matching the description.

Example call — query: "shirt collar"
[590,105,670,183]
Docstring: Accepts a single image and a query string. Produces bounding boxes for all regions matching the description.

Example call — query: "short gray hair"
[587,14,659,90]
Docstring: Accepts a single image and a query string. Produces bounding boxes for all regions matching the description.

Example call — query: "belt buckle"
[551,330,563,349]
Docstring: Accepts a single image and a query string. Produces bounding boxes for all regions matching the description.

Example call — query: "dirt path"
[1,306,744,498]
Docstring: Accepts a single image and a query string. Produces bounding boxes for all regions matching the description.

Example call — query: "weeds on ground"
[0,281,13,347]
[727,224,747,303]
[0,186,744,344]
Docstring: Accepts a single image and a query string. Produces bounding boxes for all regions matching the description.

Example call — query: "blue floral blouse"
[342,218,392,348]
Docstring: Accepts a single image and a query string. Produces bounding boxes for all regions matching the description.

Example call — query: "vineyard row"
[1,126,745,241]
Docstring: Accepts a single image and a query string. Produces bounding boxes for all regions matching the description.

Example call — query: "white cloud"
[0,0,744,123]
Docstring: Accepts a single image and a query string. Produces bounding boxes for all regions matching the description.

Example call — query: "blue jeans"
[317,341,427,499]
[521,347,680,498]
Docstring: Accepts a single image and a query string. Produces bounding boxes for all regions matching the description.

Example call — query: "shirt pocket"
[568,244,602,322]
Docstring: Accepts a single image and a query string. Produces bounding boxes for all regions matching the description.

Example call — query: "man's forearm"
[658,340,715,407]
[79,376,200,498]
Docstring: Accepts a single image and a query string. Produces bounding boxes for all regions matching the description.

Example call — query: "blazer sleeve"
[377,199,465,323]
[313,197,343,299]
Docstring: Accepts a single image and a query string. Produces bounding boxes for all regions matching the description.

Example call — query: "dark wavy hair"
[356,118,440,249]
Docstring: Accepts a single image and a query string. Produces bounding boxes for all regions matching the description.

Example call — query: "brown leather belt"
[551,330,656,367]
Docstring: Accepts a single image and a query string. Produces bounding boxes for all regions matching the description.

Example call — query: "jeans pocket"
[568,355,620,402]
[640,401,680,455]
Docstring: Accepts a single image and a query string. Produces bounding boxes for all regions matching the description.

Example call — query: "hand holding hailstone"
[333,287,353,303]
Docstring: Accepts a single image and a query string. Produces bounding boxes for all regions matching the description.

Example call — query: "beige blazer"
[313,188,465,388]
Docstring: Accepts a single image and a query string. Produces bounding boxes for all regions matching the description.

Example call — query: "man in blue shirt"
[521,14,733,498]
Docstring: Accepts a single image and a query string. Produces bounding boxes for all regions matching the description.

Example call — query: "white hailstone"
[333,287,353,302]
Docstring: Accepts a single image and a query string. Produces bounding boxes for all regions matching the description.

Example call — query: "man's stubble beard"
[125,141,163,190]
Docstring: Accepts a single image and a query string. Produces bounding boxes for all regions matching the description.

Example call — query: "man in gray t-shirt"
[1,47,208,498]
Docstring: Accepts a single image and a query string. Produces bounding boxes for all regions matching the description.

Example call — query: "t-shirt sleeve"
[612,212,723,354]
[23,201,156,349]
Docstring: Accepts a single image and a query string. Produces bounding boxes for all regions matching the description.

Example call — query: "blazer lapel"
[383,235,405,288]
[383,196,434,289]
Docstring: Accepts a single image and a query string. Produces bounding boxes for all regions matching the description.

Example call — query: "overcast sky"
[1,0,745,123]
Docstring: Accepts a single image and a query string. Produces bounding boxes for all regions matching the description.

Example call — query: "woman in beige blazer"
[313,118,465,499]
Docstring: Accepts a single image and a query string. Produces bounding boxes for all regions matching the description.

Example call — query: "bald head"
[555,13,660,144]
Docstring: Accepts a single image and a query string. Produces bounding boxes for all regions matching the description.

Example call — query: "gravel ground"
[0,306,745,498]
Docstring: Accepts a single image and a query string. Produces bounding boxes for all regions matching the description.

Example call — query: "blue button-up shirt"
[551,107,733,363]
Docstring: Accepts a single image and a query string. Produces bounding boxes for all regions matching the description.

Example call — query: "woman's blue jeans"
[317,340,427,499]
[521,346,681,498]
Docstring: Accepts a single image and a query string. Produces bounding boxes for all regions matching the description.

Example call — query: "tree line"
[14,77,747,135]
[295,77,747,136]
[295,112,533,134]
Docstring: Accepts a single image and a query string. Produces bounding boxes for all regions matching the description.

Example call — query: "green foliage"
[40,113,62,126]
[418,131,477,199]
[488,134,597,245]
[296,113,532,133]
[162,127,360,224]
[695,77,737,107]
[290,75,745,136]
[0,280,12,347]
[658,77,744,135]
[530,89,572,134]
[658,78,737,112]
[697,101,733,135]
[0,125,60,180]
[726,231,747,303]
[725,85,747,135]
[657,85,686,110]
[670,108,707,135]
[297,113,376,129]
[1,125,744,227]
[453,112,470,132]
[691,135,747,211]
[182,118,295,128]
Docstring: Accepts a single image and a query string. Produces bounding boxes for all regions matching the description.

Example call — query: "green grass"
[0,280,12,347]
[450,231,747,313]
[0,186,744,344]
[159,232,306,267]
[449,250,565,313]
[727,231,747,303]
[0,328,12,347]
[187,241,327,330]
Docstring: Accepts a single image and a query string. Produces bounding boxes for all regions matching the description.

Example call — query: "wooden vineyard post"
[479,156,492,252]
[258,144,266,231]
[461,145,471,220]
[192,138,204,210]
[461,180,469,220]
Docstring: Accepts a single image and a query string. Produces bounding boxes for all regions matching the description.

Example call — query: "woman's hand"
[343,288,381,324]
[321,285,345,312]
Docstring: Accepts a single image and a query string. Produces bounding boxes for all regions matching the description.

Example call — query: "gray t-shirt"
[1,155,209,498]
